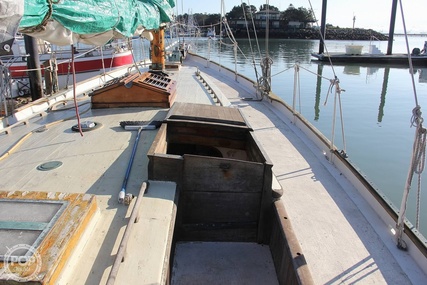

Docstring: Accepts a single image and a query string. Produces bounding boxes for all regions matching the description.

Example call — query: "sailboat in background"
[206,25,217,38]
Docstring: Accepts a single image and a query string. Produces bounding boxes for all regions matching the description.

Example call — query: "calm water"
[136,35,427,236]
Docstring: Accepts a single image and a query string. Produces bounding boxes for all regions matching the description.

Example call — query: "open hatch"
[147,102,313,284]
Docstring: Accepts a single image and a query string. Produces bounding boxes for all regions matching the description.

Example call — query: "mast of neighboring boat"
[386,0,398,55]
[318,0,327,54]
[23,35,42,100]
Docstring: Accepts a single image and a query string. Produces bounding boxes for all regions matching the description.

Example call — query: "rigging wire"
[247,0,262,59]
[307,0,337,78]
[261,0,272,93]
[71,44,83,136]
[214,0,268,100]
[265,0,269,58]
[10,45,102,84]
[128,38,142,75]
[219,0,225,68]
[241,0,261,84]
[269,66,294,78]
[292,64,301,116]
[395,0,426,249]
[307,0,346,157]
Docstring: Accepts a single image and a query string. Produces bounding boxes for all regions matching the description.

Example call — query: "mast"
[318,0,327,54]
[150,27,165,71]
[386,0,398,55]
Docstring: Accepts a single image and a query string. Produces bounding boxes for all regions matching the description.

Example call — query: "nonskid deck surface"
[0,60,425,284]
[171,242,279,285]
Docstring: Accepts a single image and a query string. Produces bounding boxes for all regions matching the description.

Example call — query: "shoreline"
[233,28,389,41]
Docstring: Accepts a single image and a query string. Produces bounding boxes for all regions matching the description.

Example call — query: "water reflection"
[311,63,427,123]
[343,65,361,75]
[419,68,427,83]
[378,68,390,123]
[314,64,322,121]
[213,38,317,66]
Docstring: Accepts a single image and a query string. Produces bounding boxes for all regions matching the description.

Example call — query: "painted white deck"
[0,56,426,284]
[172,242,279,285]
[184,56,427,284]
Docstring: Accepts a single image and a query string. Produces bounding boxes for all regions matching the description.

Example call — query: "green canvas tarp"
[1,0,175,46]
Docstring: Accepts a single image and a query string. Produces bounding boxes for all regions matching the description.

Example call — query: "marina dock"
[311,52,427,66]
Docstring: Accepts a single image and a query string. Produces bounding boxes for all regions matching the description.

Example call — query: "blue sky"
[176,0,425,33]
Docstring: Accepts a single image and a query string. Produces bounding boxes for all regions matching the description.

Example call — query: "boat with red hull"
[6,38,134,79]
[9,50,133,78]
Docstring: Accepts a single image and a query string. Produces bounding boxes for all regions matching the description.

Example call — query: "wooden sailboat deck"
[178,56,427,284]
[0,55,426,284]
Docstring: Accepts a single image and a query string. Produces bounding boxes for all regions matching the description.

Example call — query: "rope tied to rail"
[322,76,348,158]
[410,105,424,127]
[409,106,426,179]
[258,56,273,97]
[396,0,427,249]
[324,76,345,106]
[397,106,426,248]
[410,106,426,229]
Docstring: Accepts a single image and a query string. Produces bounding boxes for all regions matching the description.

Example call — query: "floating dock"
[311,52,427,67]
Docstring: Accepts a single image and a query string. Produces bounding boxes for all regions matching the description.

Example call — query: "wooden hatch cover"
[165,102,252,130]
[91,72,177,108]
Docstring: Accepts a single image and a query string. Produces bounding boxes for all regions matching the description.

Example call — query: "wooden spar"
[386,0,398,55]
[318,0,327,54]
[150,27,165,71]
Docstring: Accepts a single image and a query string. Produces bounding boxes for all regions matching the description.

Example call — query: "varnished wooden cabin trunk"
[90,72,176,108]
[147,102,313,285]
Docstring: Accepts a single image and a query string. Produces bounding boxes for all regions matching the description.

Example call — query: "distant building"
[288,21,305,29]
[230,19,251,31]
[254,10,280,29]
[228,10,313,32]
[254,10,280,20]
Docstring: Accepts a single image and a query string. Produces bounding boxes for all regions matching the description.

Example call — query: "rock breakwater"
[234,28,388,41]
